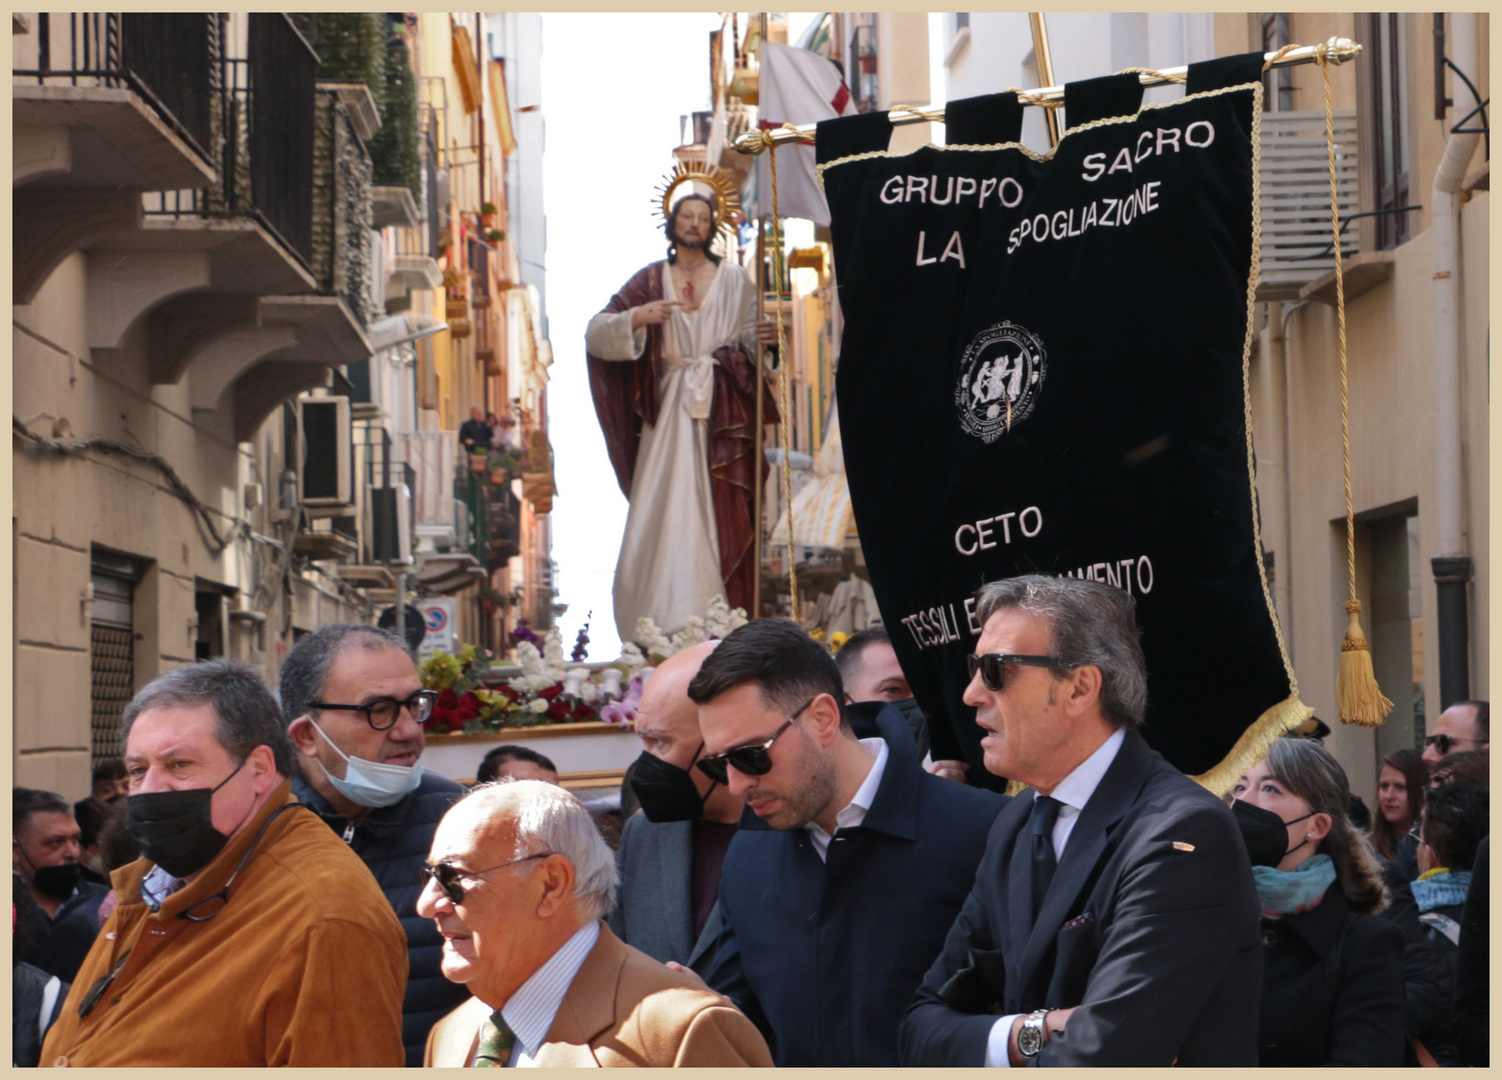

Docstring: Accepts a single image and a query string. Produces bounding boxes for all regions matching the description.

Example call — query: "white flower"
[507,676,530,693]
[619,642,646,672]
[578,682,598,704]
[676,616,707,648]
[525,673,556,692]
[726,606,748,632]
[527,698,550,714]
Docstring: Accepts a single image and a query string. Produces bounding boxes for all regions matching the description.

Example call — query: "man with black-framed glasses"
[39,659,406,1066]
[278,624,469,1066]
[687,618,1006,1067]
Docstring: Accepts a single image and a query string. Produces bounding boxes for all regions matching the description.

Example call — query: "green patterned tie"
[473,1010,515,1067]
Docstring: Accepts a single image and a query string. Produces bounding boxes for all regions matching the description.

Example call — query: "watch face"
[1018,1022,1044,1057]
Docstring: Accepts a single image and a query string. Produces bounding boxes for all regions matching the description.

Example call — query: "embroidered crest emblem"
[955,321,1047,443]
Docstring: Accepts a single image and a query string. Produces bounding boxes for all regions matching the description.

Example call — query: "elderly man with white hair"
[420,780,772,1067]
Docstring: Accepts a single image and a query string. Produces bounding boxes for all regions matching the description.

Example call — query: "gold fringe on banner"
[1191,693,1316,796]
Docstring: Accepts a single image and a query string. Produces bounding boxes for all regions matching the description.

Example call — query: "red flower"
[572,703,597,722]
[436,687,460,709]
[547,700,570,721]
[538,684,564,701]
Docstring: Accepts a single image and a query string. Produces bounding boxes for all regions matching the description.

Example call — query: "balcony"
[394,429,457,550]
[13,12,222,304]
[122,14,374,440]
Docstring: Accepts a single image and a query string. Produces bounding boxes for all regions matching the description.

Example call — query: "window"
[1260,14,1294,112]
[1365,13,1412,249]
[1367,510,1425,757]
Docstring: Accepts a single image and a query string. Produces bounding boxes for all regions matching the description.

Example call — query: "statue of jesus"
[586,190,777,639]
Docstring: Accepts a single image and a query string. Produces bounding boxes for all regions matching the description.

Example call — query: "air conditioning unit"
[369,482,413,565]
[297,395,353,510]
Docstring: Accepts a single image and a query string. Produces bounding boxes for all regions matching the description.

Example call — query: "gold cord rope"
[768,127,800,623]
[1114,66,1188,84]
[1003,87,1065,109]
[1262,43,1300,72]
[1318,47,1356,609]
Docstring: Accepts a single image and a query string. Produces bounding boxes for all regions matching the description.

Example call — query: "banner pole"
[1028,13,1060,149]
[750,10,768,622]
[733,39,1364,152]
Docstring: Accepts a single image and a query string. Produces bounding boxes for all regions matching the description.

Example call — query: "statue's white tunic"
[586,259,758,638]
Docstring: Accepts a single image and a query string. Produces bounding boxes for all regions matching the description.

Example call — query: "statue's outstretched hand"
[754,318,780,346]
[631,300,682,328]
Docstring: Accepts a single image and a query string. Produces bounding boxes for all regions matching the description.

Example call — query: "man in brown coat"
[422,780,771,1067]
[41,659,407,1067]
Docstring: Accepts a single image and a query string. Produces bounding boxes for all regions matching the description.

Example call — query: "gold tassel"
[1337,599,1393,726]
[1191,693,1313,797]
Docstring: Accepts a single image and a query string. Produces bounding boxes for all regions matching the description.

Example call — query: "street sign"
[418,597,456,659]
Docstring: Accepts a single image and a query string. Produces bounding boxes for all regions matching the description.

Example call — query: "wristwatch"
[1017,1009,1051,1060]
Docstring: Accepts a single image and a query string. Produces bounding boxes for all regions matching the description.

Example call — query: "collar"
[804,737,887,847]
[501,920,601,1060]
[1269,880,1349,955]
[1045,727,1126,813]
[140,865,188,911]
[291,772,409,835]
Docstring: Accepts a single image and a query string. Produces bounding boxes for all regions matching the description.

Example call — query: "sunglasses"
[966,653,1065,692]
[419,852,551,904]
[1423,733,1479,756]
[695,697,815,785]
[308,689,438,731]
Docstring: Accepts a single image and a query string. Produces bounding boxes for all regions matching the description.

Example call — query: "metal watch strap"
[1018,1008,1051,1059]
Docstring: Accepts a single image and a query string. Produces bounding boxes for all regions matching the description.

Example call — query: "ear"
[287,715,319,757]
[1308,811,1333,846]
[1062,664,1104,717]
[533,854,578,920]
[806,692,844,747]
[247,744,280,795]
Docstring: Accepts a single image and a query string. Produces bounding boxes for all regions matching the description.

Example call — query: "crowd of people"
[12,577,1490,1067]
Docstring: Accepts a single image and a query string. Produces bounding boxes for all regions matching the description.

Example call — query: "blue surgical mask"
[307,717,423,808]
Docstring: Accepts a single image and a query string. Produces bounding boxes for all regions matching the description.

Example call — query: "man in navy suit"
[900,575,1262,1066]
[690,618,1006,1066]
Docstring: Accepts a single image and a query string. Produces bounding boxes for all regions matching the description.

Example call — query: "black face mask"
[1232,798,1316,868]
[125,761,245,879]
[629,746,716,823]
[31,861,82,901]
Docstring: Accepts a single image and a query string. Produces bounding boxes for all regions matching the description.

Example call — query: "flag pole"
[1029,13,1060,149]
[750,11,769,621]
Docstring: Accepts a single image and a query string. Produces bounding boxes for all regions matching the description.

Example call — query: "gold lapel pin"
[1172,841,1196,852]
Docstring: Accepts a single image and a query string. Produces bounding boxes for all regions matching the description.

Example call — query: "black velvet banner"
[818,53,1307,790]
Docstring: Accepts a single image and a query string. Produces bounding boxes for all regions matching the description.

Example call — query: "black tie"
[1031,795,1063,919]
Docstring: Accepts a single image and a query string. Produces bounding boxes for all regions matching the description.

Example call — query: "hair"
[98,799,141,874]
[834,626,891,687]
[664,193,722,266]
[477,744,558,784]
[687,618,846,729]
[1421,781,1489,871]
[13,871,40,967]
[1264,737,1387,915]
[121,658,297,777]
[91,758,127,786]
[1430,748,1489,790]
[470,780,619,921]
[13,788,71,834]
[74,797,108,850]
[277,623,413,728]
[1451,700,1489,741]
[973,575,1148,729]
[1371,747,1427,859]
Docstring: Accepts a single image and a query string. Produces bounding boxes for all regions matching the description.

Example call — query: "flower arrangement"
[417,597,752,736]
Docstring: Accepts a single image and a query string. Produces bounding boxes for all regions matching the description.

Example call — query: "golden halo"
[653,160,742,250]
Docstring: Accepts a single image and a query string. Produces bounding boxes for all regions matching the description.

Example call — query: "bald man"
[607,642,742,969]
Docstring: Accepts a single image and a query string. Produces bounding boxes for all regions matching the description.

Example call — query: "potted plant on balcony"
[468,449,488,475]
[485,229,505,246]
[487,448,523,485]
[480,202,497,227]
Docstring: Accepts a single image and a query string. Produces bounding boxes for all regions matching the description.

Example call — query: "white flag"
[754,41,857,226]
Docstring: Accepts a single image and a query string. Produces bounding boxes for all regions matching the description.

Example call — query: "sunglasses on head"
[966,653,1065,692]
[1423,733,1479,756]
[419,852,551,904]
[695,697,816,785]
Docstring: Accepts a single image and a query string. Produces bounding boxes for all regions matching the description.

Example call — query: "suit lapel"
[997,800,1035,1006]
[1016,731,1153,994]
[534,924,630,1068]
[429,996,492,1067]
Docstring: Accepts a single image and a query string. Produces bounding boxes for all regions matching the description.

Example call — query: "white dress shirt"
[804,737,888,861]
[985,727,1126,1067]
[486,919,601,1067]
